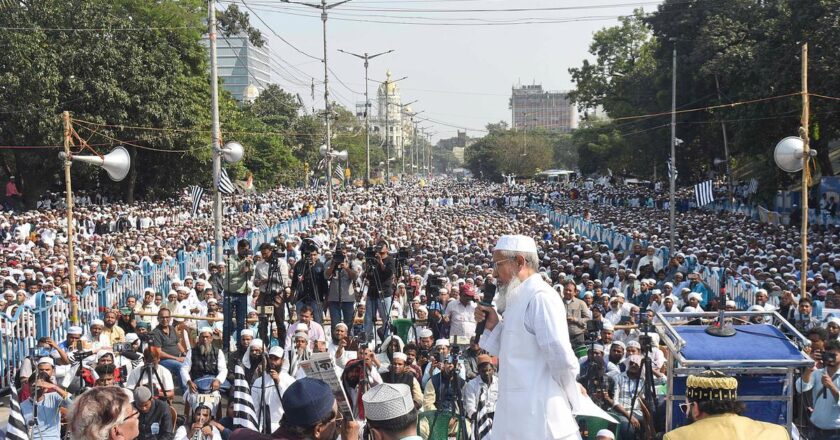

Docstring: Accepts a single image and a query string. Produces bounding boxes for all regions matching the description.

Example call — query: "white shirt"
[463,375,499,419]
[251,370,296,432]
[125,363,174,393]
[445,300,478,339]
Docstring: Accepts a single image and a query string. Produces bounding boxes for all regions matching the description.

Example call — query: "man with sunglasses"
[667,370,788,440]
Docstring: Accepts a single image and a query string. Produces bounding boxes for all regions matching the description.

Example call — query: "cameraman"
[577,345,618,411]
[254,242,290,344]
[224,239,254,345]
[326,247,358,328]
[21,371,72,440]
[291,243,328,325]
[365,244,396,342]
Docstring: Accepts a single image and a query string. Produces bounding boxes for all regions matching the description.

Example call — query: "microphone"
[475,283,497,340]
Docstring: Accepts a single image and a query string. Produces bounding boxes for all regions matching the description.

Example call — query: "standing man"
[291,241,329,325]
[326,249,359,328]
[445,283,478,344]
[796,339,840,438]
[225,239,254,348]
[475,234,582,440]
[254,243,290,345]
[563,280,589,347]
[365,243,396,342]
[463,354,499,440]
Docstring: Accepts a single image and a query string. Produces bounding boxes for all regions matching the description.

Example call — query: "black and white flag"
[189,185,204,216]
[474,387,494,440]
[334,164,345,181]
[666,158,678,182]
[106,243,117,256]
[6,384,29,440]
[694,180,714,207]
[217,168,236,195]
[232,363,259,431]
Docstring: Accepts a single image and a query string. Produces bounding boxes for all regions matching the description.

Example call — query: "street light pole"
[397,100,418,176]
[285,0,351,214]
[338,49,393,183]
[668,38,677,257]
[209,0,224,264]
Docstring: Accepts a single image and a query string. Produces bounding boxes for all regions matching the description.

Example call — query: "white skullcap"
[651,289,662,295]
[687,292,702,302]
[334,322,348,330]
[591,344,605,353]
[827,317,840,327]
[664,295,679,303]
[725,300,737,308]
[602,321,614,331]
[363,383,414,421]
[37,357,55,366]
[294,331,308,340]
[67,326,83,335]
[627,340,641,349]
[392,352,407,362]
[268,346,285,357]
[611,341,626,349]
[249,338,264,348]
[240,329,255,338]
[90,319,104,327]
[434,338,450,347]
[494,235,537,254]
[125,333,139,344]
[418,329,433,338]
[596,428,616,439]
[198,327,214,335]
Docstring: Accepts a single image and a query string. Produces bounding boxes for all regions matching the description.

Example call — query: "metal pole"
[413,121,419,174]
[668,40,677,257]
[385,78,390,182]
[209,0,224,264]
[364,55,370,182]
[800,43,810,297]
[715,75,733,202]
[63,111,79,325]
[321,0,334,215]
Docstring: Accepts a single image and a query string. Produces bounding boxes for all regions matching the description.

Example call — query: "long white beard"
[495,277,522,315]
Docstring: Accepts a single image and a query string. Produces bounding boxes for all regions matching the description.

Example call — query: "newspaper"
[299,352,354,420]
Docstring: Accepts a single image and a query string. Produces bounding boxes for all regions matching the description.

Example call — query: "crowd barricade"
[0,207,327,389]
[535,204,762,312]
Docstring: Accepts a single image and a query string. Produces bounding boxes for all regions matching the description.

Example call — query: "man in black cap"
[230,377,359,440]
[363,383,421,440]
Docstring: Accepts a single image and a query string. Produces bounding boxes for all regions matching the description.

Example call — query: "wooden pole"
[63,111,79,325]
[800,43,810,298]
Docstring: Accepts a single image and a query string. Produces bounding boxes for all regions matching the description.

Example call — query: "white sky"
[226,0,663,141]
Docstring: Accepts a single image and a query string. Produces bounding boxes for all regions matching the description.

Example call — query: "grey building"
[203,35,271,102]
[510,84,576,133]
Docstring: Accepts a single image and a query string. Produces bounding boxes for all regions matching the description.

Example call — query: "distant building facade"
[203,35,271,103]
[510,84,576,132]
[366,70,417,160]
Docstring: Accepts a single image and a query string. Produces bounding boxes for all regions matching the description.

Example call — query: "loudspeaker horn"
[319,144,328,157]
[713,158,727,166]
[774,136,806,173]
[221,141,244,164]
[334,150,348,162]
[60,146,131,182]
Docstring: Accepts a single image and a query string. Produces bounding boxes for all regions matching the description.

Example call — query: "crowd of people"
[2,175,837,439]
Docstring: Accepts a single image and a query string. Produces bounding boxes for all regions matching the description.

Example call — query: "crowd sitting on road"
[1,176,836,439]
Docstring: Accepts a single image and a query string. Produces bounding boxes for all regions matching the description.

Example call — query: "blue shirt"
[796,368,840,429]
[20,392,71,440]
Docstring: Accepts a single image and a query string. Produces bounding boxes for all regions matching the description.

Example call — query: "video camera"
[300,238,319,257]
[585,319,603,342]
[113,342,132,353]
[364,246,379,264]
[426,275,448,301]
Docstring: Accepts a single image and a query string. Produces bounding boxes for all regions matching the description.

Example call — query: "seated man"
[125,347,176,401]
[423,354,466,412]
[463,355,499,439]
[363,383,418,440]
[135,385,175,440]
[251,346,296,433]
[285,331,312,378]
[180,327,227,414]
[381,352,423,409]
[150,308,187,390]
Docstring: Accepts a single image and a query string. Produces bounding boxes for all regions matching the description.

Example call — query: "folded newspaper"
[299,352,354,420]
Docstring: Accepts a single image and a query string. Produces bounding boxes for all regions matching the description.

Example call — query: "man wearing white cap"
[251,345,296,433]
[180,327,227,414]
[364,383,421,440]
[475,234,581,440]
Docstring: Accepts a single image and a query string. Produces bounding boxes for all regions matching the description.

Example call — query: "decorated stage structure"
[655,310,814,434]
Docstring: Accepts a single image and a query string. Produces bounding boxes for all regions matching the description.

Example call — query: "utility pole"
[209,0,223,264]
[800,43,810,298]
[715,74,734,202]
[284,0,351,214]
[668,38,677,257]
[397,101,418,176]
[385,80,390,182]
[338,49,393,183]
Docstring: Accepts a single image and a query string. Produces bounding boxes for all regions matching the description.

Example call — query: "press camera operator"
[291,239,328,325]
[365,243,396,342]
[577,344,618,411]
[225,239,254,346]
[254,242,290,345]
[326,245,359,328]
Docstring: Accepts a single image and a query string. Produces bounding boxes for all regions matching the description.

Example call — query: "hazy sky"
[225,0,663,141]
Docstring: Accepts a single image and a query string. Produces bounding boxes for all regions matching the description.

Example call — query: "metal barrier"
[0,207,327,389]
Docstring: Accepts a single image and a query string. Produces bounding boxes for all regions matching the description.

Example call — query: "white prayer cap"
[419,329,433,338]
[125,333,139,344]
[827,317,840,327]
[664,295,679,303]
[596,428,615,439]
[434,338,449,347]
[392,352,407,362]
[67,326,83,335]
[651,289,662,295]
[294,331,308,341]
[37,357,54,366]
[334,322,348,331]
[241,329,255,338]
[493,235,537,254]
[198,327,214,335]
[363,383,414,422]
[611,341,626,350]
[591,344,605,353]
[250,338,264,349]
[687,292,702,302]
[602,321,614,331]
[268,346,285,357]
[90,319,104,327]
[626,341,641,349]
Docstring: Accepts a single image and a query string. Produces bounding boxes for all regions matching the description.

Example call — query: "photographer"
[796,339,840,436]
[291,241,328,325]
[224,239,255,345]
[577,345,618,411]
[364,244,396,342]
[326,247,358,328]
[254,242,290,345]
[21,371,72,440]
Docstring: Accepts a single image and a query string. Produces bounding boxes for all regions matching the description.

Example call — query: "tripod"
[258,256,287,347]
[628,320,659,438]
[428,356,467,440]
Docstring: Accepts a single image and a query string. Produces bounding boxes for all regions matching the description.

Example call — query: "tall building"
[369,70,417,160]
[203,35,271,103]
[509,84,577,132]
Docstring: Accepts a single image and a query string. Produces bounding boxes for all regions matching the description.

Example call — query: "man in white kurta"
[477,234,582,440]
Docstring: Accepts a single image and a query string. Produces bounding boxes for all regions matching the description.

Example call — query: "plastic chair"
[392,318,413,343]
[575,345,590,359]
[417,410,467,440]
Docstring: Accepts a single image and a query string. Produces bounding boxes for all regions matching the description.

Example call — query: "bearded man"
[285,331,313,378]
[475,234,582,440]
[180,327,227,414]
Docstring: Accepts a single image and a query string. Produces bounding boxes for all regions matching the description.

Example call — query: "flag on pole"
[6,385,29,440]
[107,243,117,257]
[217,169,236,195]
[694,180,714,207]
[232,363,259,431]
[255,218,269,232]
[474,388,494,440]
[334,164,345,181]
[189,185,204,216]
[666,158,678,182]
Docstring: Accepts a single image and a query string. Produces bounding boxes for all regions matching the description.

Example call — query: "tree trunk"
[125,146,137,203]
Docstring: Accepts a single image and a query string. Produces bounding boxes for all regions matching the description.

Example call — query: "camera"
[426,275,447,300]
[824,352,837,363]
[299,238,319,256]
[364,246,378,263]
[113,343,131,353]
[333,249,346,266]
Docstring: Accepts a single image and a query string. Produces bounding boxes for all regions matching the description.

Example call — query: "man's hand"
[822,373,837,392]
[269,370,280,382]
[211,379,221,391]
[629,416,641,429]
[474,304,499,332]
[188,380,198,393]
[340,419,361,440]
